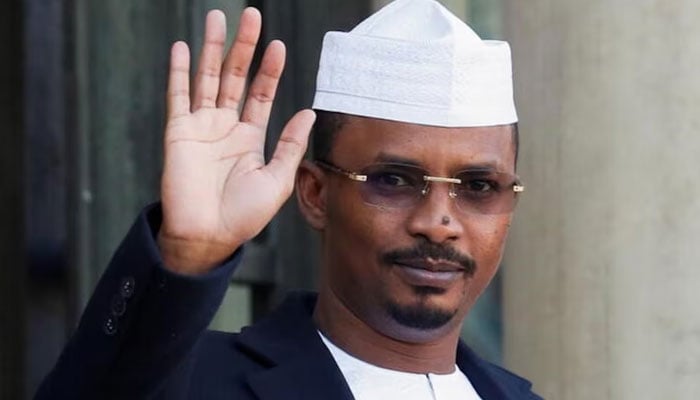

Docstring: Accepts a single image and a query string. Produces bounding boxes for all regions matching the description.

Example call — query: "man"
[37,0,541,398]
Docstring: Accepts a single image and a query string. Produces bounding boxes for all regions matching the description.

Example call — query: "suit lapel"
[456,341,536,399]
[236,292,354,400]
[245,352,354,400]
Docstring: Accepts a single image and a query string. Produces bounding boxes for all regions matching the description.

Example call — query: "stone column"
[502,1,700,399]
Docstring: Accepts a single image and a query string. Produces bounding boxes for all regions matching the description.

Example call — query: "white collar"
[319,331,482,400]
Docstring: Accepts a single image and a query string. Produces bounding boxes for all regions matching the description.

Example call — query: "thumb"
[265,109,316,192]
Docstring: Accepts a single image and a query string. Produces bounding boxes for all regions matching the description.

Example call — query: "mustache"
[380,241,476,276]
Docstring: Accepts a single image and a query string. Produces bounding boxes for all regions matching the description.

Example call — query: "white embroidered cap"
[312,0,517,127]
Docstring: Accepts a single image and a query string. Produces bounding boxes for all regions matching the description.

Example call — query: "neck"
[313,288,462,374]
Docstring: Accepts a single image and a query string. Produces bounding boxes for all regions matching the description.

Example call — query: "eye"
[370,171,415,187]
[454,171,505,200]
[466,179,498,193]
[364,165,424,193]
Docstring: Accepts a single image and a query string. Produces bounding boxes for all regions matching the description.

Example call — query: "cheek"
[326,186,374,250]
[468,214,512,261]
[323,186,395,285]
[326,182,408,250]
[463,215,513,299]
[324,188,421,305]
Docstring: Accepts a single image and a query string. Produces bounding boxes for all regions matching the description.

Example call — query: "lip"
[393,258,466,288]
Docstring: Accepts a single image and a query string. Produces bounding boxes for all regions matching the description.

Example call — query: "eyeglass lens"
[358,164,520,215]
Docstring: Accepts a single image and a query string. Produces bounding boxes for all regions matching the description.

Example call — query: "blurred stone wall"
[503,1,700,398]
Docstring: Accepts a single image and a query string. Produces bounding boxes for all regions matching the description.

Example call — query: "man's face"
[318,115,517,343]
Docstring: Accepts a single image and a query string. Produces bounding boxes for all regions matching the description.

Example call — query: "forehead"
[330,115,516,172]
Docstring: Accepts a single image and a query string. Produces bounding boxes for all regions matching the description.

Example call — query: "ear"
[296,160,327,231]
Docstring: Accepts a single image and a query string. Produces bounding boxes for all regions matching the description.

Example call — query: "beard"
[378,240,474,330]
[384,288,458,330]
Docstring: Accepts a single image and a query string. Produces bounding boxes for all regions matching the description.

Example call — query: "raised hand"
[157,8,316,274]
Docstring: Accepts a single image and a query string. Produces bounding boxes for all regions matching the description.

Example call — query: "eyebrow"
[374,152,421,166]
[458,162,501,172]
[374,152,504,172]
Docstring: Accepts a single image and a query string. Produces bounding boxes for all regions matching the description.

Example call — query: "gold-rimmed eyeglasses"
[315,160,524,215]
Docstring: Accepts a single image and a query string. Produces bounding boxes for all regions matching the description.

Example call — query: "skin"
[158,8,517,375]
[157,9,315,272]
[297,116,516,373]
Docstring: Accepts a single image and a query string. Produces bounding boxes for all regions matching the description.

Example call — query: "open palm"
[158,9,315,273]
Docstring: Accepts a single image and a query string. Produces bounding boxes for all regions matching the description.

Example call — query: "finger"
[265,109,316,193]
[240,40,286,129]
[218,7,262,110]
[167,41,191,120]
[192,10,227,110]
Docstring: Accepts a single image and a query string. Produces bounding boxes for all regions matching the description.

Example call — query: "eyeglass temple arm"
[423,175,525,193]
[316,161,368,182]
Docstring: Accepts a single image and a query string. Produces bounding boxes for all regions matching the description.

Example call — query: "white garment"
[319,332,482,400]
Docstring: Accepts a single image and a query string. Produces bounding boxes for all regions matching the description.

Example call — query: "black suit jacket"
[36,207,542,399]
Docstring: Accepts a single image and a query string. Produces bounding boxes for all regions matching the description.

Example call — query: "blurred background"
[2,0,699,399]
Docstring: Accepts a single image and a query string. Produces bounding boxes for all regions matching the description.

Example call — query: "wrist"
[157,232,241,275]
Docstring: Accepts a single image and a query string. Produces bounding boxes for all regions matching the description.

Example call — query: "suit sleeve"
[34,204,242,399]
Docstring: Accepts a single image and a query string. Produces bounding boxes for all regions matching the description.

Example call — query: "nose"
[405,181,464,244]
